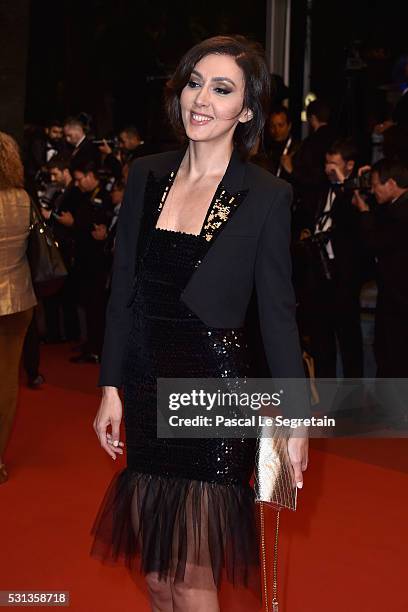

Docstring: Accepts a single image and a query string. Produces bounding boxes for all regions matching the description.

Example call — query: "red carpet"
[1,343,407,611]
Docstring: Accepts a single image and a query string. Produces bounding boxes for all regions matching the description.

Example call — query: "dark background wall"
[0,0,30,143]
[311,0,408,136]
[1,0,408,144]
[23,0,266,142]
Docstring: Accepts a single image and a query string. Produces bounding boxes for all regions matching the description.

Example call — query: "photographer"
[40,157,80,344]
[353,158,408,378]
[294,139,364,379]
[98,126,146,167]
[95,137,122,182]
[69,161,112,364]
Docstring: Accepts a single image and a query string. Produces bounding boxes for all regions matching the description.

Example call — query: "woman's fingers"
[96,417,121,460]
[291,460,304,489]
[106,433,124,446]
[93,390,123,460]
[287,434,309,489]
[110,421,121,448]
[106,433,124,454]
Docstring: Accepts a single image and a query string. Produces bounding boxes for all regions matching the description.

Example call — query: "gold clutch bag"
[254,426,297,612]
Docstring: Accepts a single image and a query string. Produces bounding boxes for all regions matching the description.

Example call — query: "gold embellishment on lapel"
[202,188,247,243]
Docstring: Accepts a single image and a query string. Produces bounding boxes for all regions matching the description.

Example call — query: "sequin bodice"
[122,227,256,485]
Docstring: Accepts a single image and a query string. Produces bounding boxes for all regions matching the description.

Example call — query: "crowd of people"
[3,73,408,422]
[22,119,148,371]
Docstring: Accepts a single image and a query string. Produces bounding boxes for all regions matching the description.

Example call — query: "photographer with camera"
[39,157,80,344]
[294,139,365,380]
[353,158,408,380]
[95,137,122,182]
[98,125,146,161]
[69,161,112,364]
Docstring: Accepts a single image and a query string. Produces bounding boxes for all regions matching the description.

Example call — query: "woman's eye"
[214,87,231,95]
[187,80,200,88]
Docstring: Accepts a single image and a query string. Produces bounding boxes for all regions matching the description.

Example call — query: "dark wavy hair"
[165,35,271,160]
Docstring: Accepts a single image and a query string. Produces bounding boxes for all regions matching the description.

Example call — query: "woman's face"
[180,53,252,146]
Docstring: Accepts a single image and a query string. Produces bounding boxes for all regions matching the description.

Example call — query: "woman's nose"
[194,85,210,106]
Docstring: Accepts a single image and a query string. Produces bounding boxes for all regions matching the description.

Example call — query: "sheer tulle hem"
[90,468,262,599]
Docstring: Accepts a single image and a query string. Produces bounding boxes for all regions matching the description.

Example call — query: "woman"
[0,132,37,483]
[92,36,309,611]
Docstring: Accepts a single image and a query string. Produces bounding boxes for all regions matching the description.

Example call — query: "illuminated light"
[301,92,317,122]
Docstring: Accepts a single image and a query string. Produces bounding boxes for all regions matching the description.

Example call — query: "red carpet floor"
[1,343,407,611]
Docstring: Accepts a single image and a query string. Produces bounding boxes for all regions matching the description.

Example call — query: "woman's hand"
[93,386,125,460]
[288,426,309,489]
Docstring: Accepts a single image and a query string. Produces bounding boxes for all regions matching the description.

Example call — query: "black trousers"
[307,279,364,378]
[76,266,108,357]
[42,273,80,342]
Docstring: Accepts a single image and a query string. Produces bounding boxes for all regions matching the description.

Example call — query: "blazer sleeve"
[98,160,147,388]
[254,183,311,418]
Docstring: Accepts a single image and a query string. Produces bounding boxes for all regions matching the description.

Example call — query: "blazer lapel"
[193,149,249,268]
[130,148,249,302]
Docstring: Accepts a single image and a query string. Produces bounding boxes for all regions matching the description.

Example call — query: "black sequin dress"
[90,225,261,601]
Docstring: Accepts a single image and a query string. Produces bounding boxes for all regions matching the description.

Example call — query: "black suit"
[99,148,310,416]
[294,185,364,377]
[69,137,100,169]
[72,186,112,356]
[292,124,337,228]
[360,192,408,376]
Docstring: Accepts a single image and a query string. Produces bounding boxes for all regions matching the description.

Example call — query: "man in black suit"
[104,180,125,292]
[26,120,65,188]
[98,125,147,170]
[265,105,300,182]
[353,158,408,378]
[40,157,81,343]
[295,139,364,378]
[292,100,337,228]
[69,161,112,363]
[63,117,100,168]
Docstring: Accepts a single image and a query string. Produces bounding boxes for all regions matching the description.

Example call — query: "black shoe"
[27,374,45,389]
[70,352,100,364]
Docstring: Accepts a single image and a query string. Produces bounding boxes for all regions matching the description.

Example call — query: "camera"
[92,137,119,149]
[343,170,371,194]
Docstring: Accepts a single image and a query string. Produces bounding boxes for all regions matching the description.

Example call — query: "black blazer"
[360,191,408,314]
[314,185,365,291]
[99,148,308,414]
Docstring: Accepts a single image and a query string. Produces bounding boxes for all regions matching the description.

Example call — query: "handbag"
[254,425,298,612]
[27,198,68,296]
